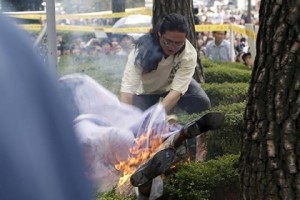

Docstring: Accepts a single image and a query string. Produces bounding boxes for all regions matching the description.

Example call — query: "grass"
[58,54,128,95]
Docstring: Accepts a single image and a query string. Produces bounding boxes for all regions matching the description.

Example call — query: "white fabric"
[59,74,181,198]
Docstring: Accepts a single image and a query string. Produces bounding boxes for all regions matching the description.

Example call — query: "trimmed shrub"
[205,66,251,83]
[176,102,244,160]
[163,154,240,200]
[98,154,241,200]
[97,187,135,200]
[202,58,220,69]
[202,58,249,71]
[202,82,249,106]
[205,102,245,160]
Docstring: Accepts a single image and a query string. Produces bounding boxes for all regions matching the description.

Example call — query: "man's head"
[242,52,253,67]
[212,31,226,46]
[158,13,189,56]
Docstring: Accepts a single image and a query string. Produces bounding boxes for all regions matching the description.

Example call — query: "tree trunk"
[112,0,125,23]
[152,0,204,82]
[240,1,300,199]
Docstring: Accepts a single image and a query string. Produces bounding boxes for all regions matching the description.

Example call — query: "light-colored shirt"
[205,40,231,61]
[121,39,197,95]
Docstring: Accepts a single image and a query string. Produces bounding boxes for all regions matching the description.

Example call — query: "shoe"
[182,112,225,138]
[130,147,175,187]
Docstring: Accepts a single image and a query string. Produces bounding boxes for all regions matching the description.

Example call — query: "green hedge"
[162,154,240,200]
[202,58,249,71]
[205,102,245,160]
[99,154,240,200]
[177,102,245,160]
[204,66,251,83]
[202,82,249,107]
[97,187,135,200]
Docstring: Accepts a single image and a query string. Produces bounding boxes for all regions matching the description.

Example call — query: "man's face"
[245,56,253,66]
[159,31,186,56]
[213,31,226,44]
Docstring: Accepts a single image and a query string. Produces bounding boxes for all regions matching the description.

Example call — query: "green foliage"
[201,58,251,83]
[201,58,220,68]
[175,102,245,160]
[202,82,249,107]
[163,154,240,200]
[206,102,245,160]
[202,58,248,71]
[205,66,251,83]
[59,54,128,94]
[96,187,135,200]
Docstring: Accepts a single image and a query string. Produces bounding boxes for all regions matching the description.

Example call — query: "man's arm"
[120,50,141,104]
[120,92,134,105]
[161,90,181,113]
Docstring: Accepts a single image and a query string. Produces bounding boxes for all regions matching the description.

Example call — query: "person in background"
[205,31,231,62]
[99,39,112,55]
[235,51,244,63]
[242,52,253,69]
[119,34,135,55]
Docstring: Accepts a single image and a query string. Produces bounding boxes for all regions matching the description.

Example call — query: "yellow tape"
[195,24,230,32]
[231,25,256,39]
[7,8,152,20]
[19,23,257,38]
[108,27,150,33]
[19,24,42,31]
[56,25,97,32]
[9,14,45,20]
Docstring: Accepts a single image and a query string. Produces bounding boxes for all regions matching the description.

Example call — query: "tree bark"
[240,1,300,199]
[112,0,125,23]
[152,0,204,82]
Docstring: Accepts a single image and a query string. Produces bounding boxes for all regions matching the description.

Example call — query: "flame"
[115,129,164,187]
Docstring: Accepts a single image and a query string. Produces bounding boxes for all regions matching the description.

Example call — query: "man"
[242,52,253,69]
[120,13,211,114]
[205,31,231,62]
[120,13,211,174]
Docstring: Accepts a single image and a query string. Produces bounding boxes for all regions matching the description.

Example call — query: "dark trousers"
[132,79,211,160]
[133,79,211,114]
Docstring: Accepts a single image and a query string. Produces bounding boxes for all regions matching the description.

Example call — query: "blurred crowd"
[192,5,259,69]
[56,34,135,57]
[32,4,260,69]
[54,28,254,69]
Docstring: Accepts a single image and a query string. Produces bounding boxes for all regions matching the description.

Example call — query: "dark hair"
[134,13,189,74]
[242,52,251,62]
[100,39,112,47]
